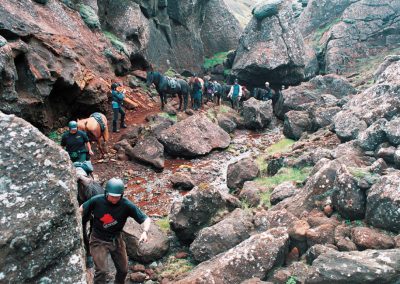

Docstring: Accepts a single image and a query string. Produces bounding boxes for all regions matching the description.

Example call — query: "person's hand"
[139,231,148,244]
[89,150,94,156]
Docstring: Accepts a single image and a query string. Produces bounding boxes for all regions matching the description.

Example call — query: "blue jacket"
[112,90,125,109]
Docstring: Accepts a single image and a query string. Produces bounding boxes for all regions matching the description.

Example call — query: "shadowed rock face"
[0,112,86,283]
[232,0,305,87]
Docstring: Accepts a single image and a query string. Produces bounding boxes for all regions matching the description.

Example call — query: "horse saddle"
[90,112,105,132]
[166,77,178,89]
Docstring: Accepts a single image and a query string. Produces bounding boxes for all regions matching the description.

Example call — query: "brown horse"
[77,112,109,156]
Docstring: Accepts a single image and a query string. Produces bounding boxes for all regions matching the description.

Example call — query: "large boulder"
[0,112,86,283]
[159,114,231,157]
[385,117,400,146]
[190,209,253,262]
[351,227,395,250]
[306,249,400,283]
[283,110,312,140]
[175,228,290,284]
[270,181,298,205]
[169,184,240,243]
[333,111,367,142]
[227,157,260,191]
[242,98,273,130]
[356,118,388,151]
[122,219,170,263]
[232,0,305,86]
[366,171,400,233]
[129,136,165,170]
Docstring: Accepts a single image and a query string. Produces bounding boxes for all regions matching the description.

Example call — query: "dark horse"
[146,71,190,111]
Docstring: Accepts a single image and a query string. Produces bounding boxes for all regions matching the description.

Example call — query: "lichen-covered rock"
[170,172,195,191]
[232,0,305,86]
[242,98,273,130]
[175,228,290,284]
[169,184,240,243]
[305,244,338,265]
[270,181,297,205]
[283,110,312,140]
[123,219,170,263]
[351,227,395,250]
[129,136,165,170]
[385,117,400,146]
[306,249,400,283]
[0,112,86,283]
[159,114,230,157]
[254,209,298,233]
[190,209,253,262]
[227,157,260,191]
[366,171,400,233]
[333,111,367,142]
[357,118,387,151]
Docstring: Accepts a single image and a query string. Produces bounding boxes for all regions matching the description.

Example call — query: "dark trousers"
[90,234,128,284]
[70,152,87,162]
[231,97,240,110]
[112,107,125,131]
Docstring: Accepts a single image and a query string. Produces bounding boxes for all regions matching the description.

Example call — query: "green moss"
[260,190,272,208]
[255,167,312,189]
[349,167,369,179]
[160,256,195,279]
[265,138,295,155]
[78,4,100,29]
[103,31,127,54]
[155,217,170,233]
[256,156,268,175]
[286,276,298,284]
[313,18,341,46]
[219,105,230,114]
[203,51,231,69]
[159,112,177,122]
[164,67,178,77]
[223,69,232,76]
[48,130,62,145]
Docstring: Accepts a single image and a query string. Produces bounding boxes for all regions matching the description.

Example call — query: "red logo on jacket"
[100,214,117,228]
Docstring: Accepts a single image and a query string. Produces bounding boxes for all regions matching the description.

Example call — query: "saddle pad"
[90,112,106,132]
[167,77,178,89]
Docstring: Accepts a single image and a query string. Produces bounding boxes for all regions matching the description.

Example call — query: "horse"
[188,76,205,107]
[146,71,190,111]
[77,112,109,157]
[204,81,224,105]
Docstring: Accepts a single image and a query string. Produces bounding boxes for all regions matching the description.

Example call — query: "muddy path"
[91,100,284,218]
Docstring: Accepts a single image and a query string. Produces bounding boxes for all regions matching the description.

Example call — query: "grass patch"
[256,156,268,175]
[159,112,177,122]
[255,167,312,189]
[265,138,295,155]
[103,31,127,54]
[218,105,231,114]
[48,130,62,145]
[160,256,195,280]
[348,167,369,179]
[223,69,231,76]
[260,190,272,208]
[155,217,170,233]
[286,276,298,284]
[203,51,230,69]
[164,67,178,77]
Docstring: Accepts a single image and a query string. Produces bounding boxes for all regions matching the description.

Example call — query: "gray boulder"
[312,106,341,130]
[123,219,170,263]
[385,117,400,146]
[227,157,260,191]
[306,249,400,284]
[283,110,312,140]
[332,170,366,220]
[159,114,230,157]
[169,185,240,242]
[270,181,297,205]
[0,112,86,283]
[357,118,387,151]
[333,111,367,142]
[254,209,298,233]
[366,171,400,233]
[190,209,253,262]
[176,228,290,284]
[232,0,305,86]
[129,136,165,170]
[170,172,195,191]
[242,98,273,130]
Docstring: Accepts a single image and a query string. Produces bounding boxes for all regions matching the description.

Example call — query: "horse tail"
[101,114,109,142]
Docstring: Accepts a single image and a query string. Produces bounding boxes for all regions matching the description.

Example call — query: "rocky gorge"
[1,0,400,283]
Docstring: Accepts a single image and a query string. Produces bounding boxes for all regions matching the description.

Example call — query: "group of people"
[60,83,151,284]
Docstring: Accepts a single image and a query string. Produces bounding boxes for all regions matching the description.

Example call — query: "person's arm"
[80,198,94,225]
[82,132,94,156]
[128,202,151,243]
[61,134,66,148]
[139,217,151,243]
[228,86,233,98]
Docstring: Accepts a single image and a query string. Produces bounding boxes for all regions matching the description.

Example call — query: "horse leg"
[178,93,183,111]
[160,93,165,110]
[97,138,104,157]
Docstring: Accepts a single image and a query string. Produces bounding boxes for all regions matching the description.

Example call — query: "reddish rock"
[175,252,189,259]
[170,173,195,191]
[145,269,156,280]
[334,225,357,252]
[306,224,336,247]
[288,220,311,241]
[130,272,147,283]
[285,247,300,265]
[227,157,260,191]
[254,209,298,232]
[323,204,333,217]
[131,264,146,272]
[307,214,340,228]
[395,235,400,248]
[351,227,395,250]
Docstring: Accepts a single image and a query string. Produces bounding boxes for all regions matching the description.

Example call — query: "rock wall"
[0,112,86,283]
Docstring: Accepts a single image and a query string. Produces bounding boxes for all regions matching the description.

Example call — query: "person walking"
[227,79,242,111]
[80,178,151,284]
[111,83,127,133]
[61,121,93,162]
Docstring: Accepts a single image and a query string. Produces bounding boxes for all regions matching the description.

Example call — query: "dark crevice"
[14,53,37,98]
[0,29,20,40]
[130,53,150,70]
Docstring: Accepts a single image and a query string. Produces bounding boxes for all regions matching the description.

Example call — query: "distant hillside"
[223,0,254,27]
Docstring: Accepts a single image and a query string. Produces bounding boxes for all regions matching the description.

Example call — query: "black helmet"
[105,178,124,197]
[68,121,78,130]
[111,83,120,90]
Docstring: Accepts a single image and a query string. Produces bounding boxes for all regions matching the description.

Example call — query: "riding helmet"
[68,121,78,130]
[111,82,120,90]
[105,178,125,197]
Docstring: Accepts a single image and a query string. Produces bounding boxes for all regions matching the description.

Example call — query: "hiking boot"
[120,123,127,129]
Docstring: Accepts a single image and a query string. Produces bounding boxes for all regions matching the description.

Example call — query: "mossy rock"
[79,4,100,30]
[33,0,48,4]
[61,0,75,9]
[0,36,7,47]
[103,31,127,54]
[252,0,283,21]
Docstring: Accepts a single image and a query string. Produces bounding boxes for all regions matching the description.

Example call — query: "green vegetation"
[223,69,232,76]
[313,18,341,45]
[79,4,100,29]
[255,167,312,189]
[219,105,230,114]
[48,131,62,145]
[203,51,230,69]
[160,256,195,279]
[256,156,268,175]
[260,190,272,208]
[349,167,369,179]
[156,217,170,233]
[265,138,295,155]
[103,31,127,54]
[164,67,178,77]
[286,276,298,284]
[159,112,177,122]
